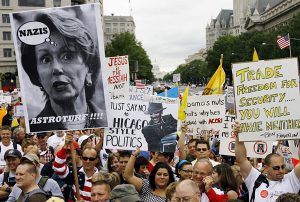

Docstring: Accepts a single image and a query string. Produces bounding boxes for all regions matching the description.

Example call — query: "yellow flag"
[175,82,178,87]
[178,86,189,121]
[253,48,259,61]
[202,56,226,95]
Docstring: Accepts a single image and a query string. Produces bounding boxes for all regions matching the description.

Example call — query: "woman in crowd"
[166,182,178,202]
[107,153,120,173]
[175,160,193,181]
[124,148,175,202]
[212,163,239,199]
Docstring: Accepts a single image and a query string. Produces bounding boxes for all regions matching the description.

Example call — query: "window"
[120,28,125,32]
[2,0,9,6]
[3,48,12,57]
[3,32,11,40]
[113,23,118,26]
[106,28,110,32]
[18,0,45,7]
[120,23,125,26]
[113,28,118,33]
[2,14,10,23]
[53,0,61,7]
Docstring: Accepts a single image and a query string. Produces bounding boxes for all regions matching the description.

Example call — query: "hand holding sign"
[233,121,241,139]
[65,132,73,147]
[132,147,141,157]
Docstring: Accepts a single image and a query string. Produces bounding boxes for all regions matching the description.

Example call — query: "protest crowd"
[2,2,300,202]
[0,100,299,202]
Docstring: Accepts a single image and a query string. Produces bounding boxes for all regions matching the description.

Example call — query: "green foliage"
[163,60,208,84]
[105,32,155,83]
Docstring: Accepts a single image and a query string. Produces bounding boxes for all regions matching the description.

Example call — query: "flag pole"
[288,33,292,57]
[219,54,223,94]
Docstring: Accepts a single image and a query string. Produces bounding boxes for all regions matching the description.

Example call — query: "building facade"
[206,0,300,49]
[185,49,207,64]
[103,14,135,45]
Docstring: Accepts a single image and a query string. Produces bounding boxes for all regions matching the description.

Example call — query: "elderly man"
[234,122,300,202]
[175,179,201,202]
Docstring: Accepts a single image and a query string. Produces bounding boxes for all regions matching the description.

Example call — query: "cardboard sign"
[185,95,226,139]
[173,73,181,82]
[219,115,273,158]
[232,58,300,141]
[106,55,129,100]
[14,105,24,117]
[143,94,179,104]
[129,86,153,101]
[104,100,178,152]
[10,4,110,132]
[0,96,11,105]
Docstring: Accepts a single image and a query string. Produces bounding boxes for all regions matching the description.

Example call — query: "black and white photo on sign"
[10,4,110,132]
[104,100,179,152]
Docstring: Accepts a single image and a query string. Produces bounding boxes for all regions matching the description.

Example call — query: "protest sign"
[106,55,129,100]
[14,105,24,117]
[129,86,153,101]
[232,58,300,141]
[185,95,226,139]
[10,4,110,132]
[288,140,299,159]
[0,96,11,105]
[104,100,178,152]
[219,115,273,158]
[173,73,180,82]
[143,94,179,104]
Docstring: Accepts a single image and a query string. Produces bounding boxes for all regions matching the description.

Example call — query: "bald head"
[176,180,201,202]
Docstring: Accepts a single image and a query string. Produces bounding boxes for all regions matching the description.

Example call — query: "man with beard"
[142,103,177,152]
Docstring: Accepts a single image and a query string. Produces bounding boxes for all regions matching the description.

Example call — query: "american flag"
[277,35,290,49]
[135,79,145,89]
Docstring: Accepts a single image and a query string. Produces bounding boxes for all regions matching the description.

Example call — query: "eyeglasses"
[196,148,207,152]
[181,169,193,174]
[82,157,97,161]
[175,193,199,202]
[271,164,285,170]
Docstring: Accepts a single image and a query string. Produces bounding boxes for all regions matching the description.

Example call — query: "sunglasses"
[82,157,97,161]
[271,165,285,170]
[196,148,207,152]
[181,169,193,174]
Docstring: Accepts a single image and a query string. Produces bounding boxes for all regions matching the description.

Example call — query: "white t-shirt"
[0,142,23,167]
[245,167,300,202]
[0,171,15,185]
[47,134,65,149]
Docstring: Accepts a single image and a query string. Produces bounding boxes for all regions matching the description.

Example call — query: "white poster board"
[10,4,110,132]
[219,115,273,158]
[14,105,24,117]
[104,100,178,152]
[129,86,153,101]
[186,95,226,139]
[143,94,179,104]
[0,96,11,105]
[106,55,129,100]
[232,58,300,141]
[173,73,181,82]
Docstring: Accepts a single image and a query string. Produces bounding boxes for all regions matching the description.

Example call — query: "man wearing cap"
[111,184,141,202]
[142,103,177,151]
[37,132,54,164]
[0,149,22,200]
[0,125,23,168]
[6,153,63,202]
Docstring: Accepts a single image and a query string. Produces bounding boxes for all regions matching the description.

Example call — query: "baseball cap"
[111,184,141,202]
[20,153,40,164]
[78,135,92,147]
[4,149,22,160]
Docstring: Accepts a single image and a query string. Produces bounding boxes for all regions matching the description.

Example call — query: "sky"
[103,0,233,72]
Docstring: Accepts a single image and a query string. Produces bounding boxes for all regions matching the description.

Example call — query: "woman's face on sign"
[35,31,88,102]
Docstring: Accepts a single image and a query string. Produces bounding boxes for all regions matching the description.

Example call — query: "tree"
[105,32,154,83]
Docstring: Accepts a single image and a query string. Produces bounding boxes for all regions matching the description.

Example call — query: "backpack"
[22,189,50,202]
[37,176,52,199]
[0,142,17,153]
[250,174,269,202]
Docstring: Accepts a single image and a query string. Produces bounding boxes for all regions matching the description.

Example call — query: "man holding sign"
[234,122,300,202]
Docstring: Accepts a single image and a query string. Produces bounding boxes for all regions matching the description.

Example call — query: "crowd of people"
[0,104,299,202]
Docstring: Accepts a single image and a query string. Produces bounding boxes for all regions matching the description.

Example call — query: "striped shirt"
[53,147,98,202]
